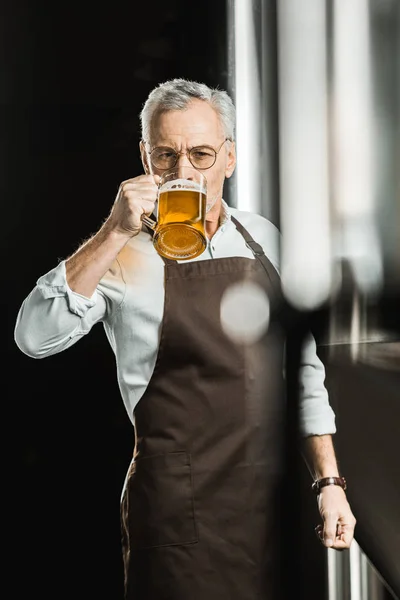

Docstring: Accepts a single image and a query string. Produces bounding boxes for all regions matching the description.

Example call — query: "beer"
[141,167,208,261]
[154,178,207,260]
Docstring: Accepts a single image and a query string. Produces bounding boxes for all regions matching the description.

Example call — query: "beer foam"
[159,178,206,195]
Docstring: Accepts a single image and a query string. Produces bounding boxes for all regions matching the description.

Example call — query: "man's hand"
[107,174,160,238]
[315,485,356,549]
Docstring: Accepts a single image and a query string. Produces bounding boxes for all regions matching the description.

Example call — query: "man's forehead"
[149,102,223,145]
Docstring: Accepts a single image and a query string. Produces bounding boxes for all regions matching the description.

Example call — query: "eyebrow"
[152,143,218,150]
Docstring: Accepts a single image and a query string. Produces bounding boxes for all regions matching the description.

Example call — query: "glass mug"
[141,166,207,261]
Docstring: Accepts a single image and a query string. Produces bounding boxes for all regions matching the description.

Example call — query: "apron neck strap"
[230,215,281,291]
[230,215,265,257]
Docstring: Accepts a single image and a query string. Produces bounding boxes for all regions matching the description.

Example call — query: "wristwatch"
[312,476,347,495]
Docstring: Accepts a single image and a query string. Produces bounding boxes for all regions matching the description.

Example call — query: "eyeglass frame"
[144,138,232,171]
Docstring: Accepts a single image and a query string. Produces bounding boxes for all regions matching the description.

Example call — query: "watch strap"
[312,476,347,495]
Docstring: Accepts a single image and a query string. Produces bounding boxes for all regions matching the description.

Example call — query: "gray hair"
[140,78,236,142]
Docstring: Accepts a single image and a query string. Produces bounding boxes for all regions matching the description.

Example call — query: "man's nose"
[176,152,194,179]
[176,151,192,167]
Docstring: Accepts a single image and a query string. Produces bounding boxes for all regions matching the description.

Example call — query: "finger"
[125,192,158,209]
[120,182,158,195]
[141,200,156,217]
[118,188,158,210]
[336,523,346,537]
[120,174,158,188]
[316,522,355,550]
[131,198,155,216]
[315,523,334,544]
[323,516,338,548]
[336,524,355,546]
[330,536,354,550]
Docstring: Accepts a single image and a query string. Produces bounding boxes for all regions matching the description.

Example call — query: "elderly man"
[14,78,356,600]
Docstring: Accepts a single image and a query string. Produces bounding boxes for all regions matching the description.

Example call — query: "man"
[14,78,356,599]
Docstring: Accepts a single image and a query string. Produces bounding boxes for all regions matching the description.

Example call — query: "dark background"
[4,2,396,599]
[3,3,229,598]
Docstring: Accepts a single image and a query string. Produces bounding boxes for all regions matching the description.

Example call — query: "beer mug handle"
[141,214,157,230]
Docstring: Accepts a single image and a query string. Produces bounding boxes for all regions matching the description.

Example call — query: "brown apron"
[121,216,286,599]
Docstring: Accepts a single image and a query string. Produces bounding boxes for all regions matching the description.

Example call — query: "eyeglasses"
[147,138,231,170]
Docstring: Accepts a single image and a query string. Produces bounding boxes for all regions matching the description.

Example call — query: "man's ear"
[225,140,236,179]
[140,140,151,174]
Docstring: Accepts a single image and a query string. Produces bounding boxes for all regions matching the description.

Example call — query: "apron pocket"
[127,451,198,549]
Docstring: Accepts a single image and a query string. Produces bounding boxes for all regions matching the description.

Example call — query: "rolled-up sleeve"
[298,333,337,437]
[36,260,98,317]
[14,260,107,358]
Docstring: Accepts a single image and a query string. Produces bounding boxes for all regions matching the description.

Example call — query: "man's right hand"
[106,174,160,238]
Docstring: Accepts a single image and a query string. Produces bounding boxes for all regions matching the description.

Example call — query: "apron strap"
[230,215,281,292]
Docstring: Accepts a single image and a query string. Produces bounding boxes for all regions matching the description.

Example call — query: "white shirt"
[14,201,336,437]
